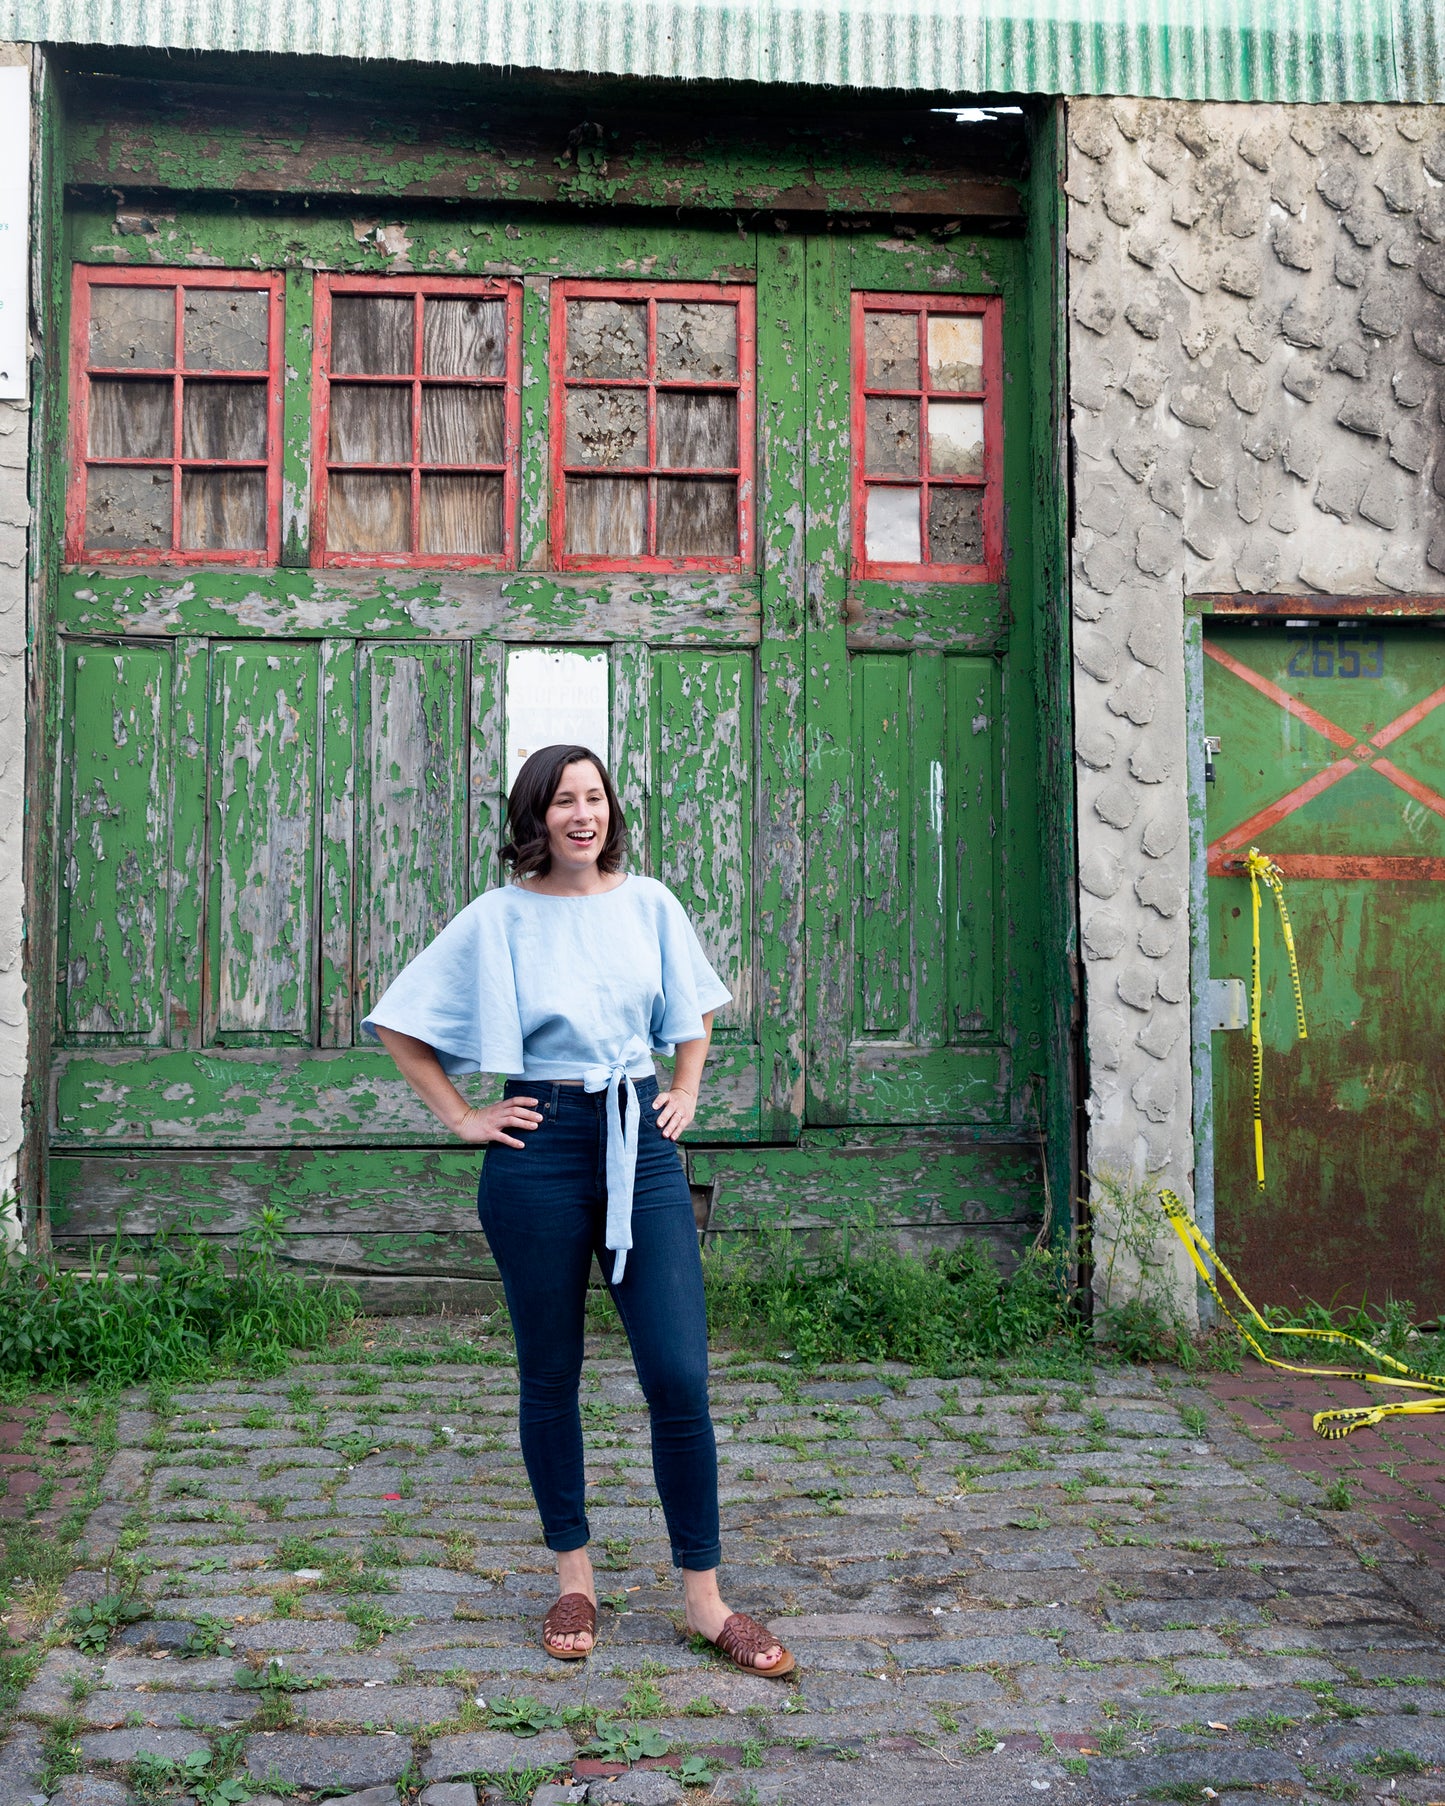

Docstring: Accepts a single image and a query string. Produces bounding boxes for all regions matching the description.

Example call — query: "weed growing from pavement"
[702,1223,1085,1372]
[0,1217,357,1389]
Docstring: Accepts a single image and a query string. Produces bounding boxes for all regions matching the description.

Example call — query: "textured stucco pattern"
[1067,97,1445,1316]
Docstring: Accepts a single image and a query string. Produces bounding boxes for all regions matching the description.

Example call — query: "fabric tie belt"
[580,1036,652,1284]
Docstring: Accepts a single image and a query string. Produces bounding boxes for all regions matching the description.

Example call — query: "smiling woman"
[361,745,793,1677]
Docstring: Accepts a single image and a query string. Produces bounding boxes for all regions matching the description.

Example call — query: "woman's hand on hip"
[653,1088,696,1141]
[455,1097,542,1148]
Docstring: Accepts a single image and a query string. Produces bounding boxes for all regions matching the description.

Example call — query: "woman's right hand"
[455,1096,542,1148]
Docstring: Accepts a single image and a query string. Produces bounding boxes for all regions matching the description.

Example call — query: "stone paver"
[1206,1355,1445,1571]
[0,1401,92,1528]
[3,1320,1445,1804]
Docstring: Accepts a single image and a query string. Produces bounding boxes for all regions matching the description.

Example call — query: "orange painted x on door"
[1204,618,1445,1321]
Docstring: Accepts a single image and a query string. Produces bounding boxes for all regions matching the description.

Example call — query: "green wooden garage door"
[46,202,1064,1302]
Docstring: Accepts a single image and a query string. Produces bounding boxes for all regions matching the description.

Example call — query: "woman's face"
[545,760,609,873]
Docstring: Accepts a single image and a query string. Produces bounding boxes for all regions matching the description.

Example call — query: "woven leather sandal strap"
[716,1611,781,1664]
[544,1593,597,1639]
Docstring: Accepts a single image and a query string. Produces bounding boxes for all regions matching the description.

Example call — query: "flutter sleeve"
[650,887,733,1054]
[359,898,525,1077]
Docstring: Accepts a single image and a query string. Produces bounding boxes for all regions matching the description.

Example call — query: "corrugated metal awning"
[1,0,1442,104]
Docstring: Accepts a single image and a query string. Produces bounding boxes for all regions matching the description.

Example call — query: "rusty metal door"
[1204,616,1445,1319]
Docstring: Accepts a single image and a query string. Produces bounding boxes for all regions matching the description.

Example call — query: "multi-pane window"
[313,277,521,567]
[551,281,754,572]
[66,269,283,564]
[851,293,1002,582]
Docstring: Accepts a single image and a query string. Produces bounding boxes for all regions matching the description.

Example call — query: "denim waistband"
[504,1075,659,1117]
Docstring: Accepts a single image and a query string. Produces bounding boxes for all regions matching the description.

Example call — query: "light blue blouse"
[360,874,731,1281]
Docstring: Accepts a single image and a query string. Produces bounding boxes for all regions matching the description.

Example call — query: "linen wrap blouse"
[360,874,731,1281]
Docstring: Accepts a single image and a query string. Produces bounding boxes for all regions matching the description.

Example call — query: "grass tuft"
[701,1224,1083,1373]
[0,1215,357,1389]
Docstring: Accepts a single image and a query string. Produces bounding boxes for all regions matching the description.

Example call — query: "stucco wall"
[1066,98,1445,1320]
[0,41,28,1243]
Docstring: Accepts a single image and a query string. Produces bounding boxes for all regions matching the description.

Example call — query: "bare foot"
[545,1547,596,1655]
[682,1569,784,1670]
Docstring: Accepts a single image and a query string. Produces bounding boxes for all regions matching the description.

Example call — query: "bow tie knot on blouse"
[581,1035,653,1284]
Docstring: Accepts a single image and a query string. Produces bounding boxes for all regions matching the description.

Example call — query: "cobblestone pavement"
[0,1403,90,1526]
[5,1320,1445,1806]
[1206,1360,1445,1572]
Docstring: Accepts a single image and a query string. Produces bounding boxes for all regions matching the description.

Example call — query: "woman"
[363,744,792,1675]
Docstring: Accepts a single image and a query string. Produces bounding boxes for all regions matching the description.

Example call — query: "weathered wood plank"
[912,653,948,1046]
[843,579,1006,651]
[208,643,319,1040]
[610,642,652,878]
[802,233,853,1126]
[168,639,208,1048]
[468,641,505,904]
[355,643,467,1022]
[845,1045,1009,1127]
[655,651,754,1041]
[63,76,1025,218]
[52,1044,762,1143]
[754,234,806,1140]
[318,639,356,1047]
[49,1146,488,1237]
[947,657,998,1039]
[281,267,313,565]
[855,654,907,1039]
[58,569,760,646]
[60,642,170,1041]
[692,1136,1042,1231]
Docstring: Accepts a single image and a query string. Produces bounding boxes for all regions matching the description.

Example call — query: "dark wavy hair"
[500,744,628,880]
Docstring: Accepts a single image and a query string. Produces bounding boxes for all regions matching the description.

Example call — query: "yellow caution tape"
[1243,848,1308,1190]
[1158,1189,1445,1438]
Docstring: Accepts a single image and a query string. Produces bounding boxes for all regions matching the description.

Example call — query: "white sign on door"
[0,66,29,402]
[504,647,611,792]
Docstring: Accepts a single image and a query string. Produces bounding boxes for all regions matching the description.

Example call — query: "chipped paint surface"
[38,107,1073,1274]
[60,645,169,1039]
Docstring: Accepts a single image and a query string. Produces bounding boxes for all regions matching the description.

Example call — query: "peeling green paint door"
[1205,617,1445,1318]
[802,237,1049,1139]
[47,178,1068,1295]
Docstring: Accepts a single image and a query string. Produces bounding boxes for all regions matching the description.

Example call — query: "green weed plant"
[0,1213,356,1389]
[702,1223,1082,1372]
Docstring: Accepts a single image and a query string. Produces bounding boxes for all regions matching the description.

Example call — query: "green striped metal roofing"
[1,0,1442,103]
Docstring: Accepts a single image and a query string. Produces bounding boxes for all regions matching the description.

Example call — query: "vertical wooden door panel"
[355,642,467,1026]
[468,641,505,902]
[947,656,999,1039]
[168,638,209,1048]
[854,654,909,1039]
[318,640,356,1048]
[61,643,171,1040]
[209,642,319,1041]
[654,650,754,1040]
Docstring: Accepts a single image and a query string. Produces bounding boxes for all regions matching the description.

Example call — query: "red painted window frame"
[850,291,1004,585]
[549,279,756,575]
[312,274,523,570]
[65,266,285,567]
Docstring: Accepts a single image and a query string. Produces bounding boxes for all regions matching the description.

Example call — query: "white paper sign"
[0,67,29,401]
[504,647,610,792]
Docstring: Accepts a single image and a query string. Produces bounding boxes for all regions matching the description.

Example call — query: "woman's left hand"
[653,1088,697,1140]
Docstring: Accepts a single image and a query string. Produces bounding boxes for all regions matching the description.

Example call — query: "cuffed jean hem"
[674,1543,723,1571]
[543,1524,592,1554]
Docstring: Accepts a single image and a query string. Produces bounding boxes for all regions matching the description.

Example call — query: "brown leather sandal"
[541,1591,597,1660]
[706,1611,795,1677]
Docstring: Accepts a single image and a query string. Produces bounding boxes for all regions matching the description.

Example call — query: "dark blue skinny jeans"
[477,1074,721,1571]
